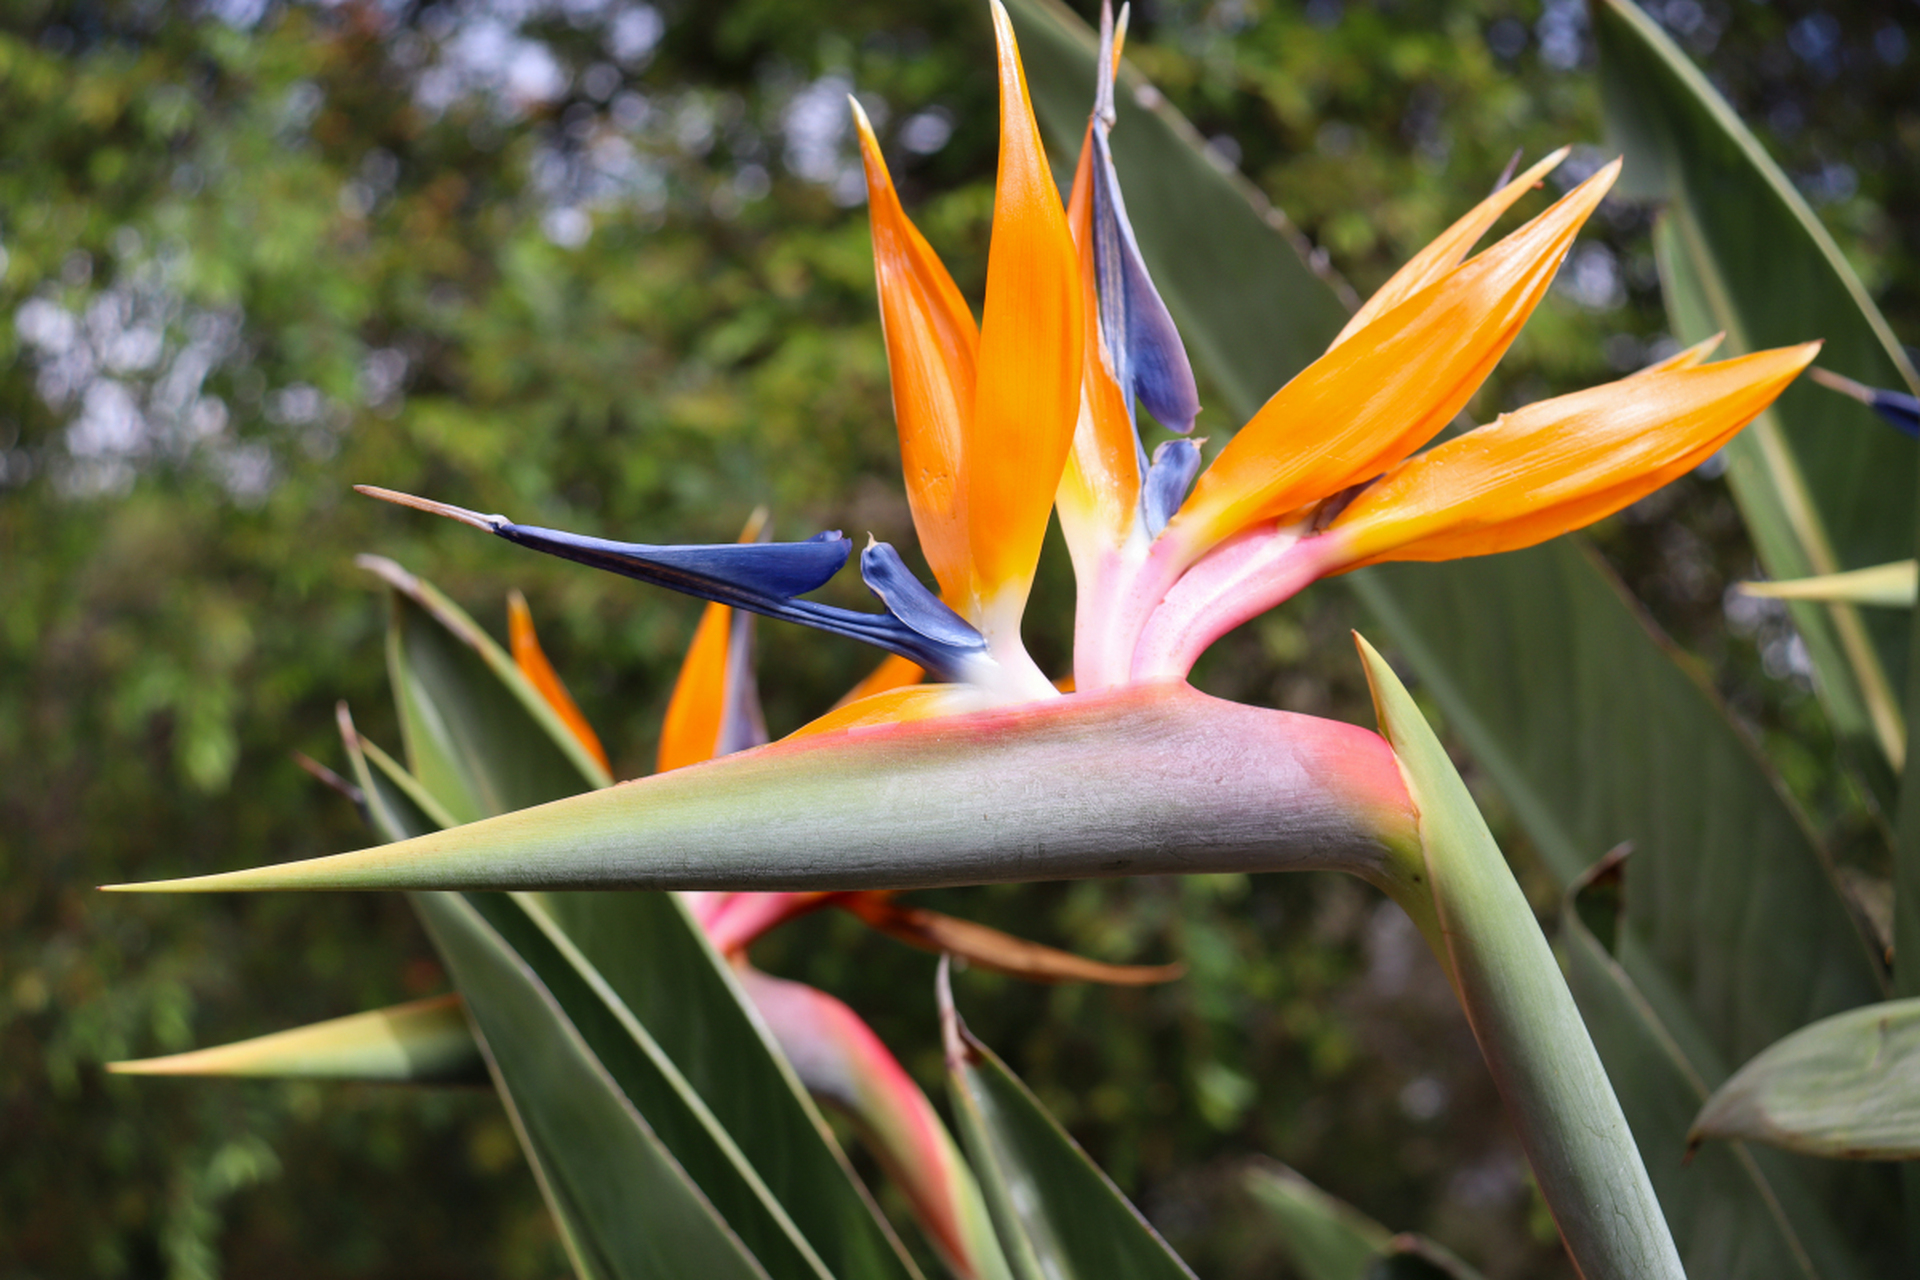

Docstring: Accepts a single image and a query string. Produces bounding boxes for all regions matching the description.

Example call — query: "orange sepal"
[840,892,1182,985]
[1172,160,1620,553]
[1326,342,1819,568]
[854,103,979,604]
[1330,148,1569,349]
[656,599,732,772]
[507,590,612,776]
[833,653,926,709]
[967,0,1085,623]
[656,511,770,772]
[786,684,975,741]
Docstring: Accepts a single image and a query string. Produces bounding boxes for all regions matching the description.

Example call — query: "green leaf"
[1242,1162,1485,1280]
[104,685,1419,893]
[539,891,924,1280]
[1595,0,1920,784]
[938,961,1195,1280]
[1356,635,1682,1280]
[1242,1162,1389,1280]
[1691,998,1920,1161]
[335,702,449,842]
[458,891,841,1280]
[1562,850,1895,1279]
[412,890,771,1280]
[1005,0,1352,420]
[348,709,919,1275]
[106,993,486,1084]
[371,555,608,824]
[1741,562,1918,608]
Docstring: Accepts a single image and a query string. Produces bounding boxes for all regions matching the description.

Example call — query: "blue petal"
[1089,14,1200,438]
[859,540,988,654]
[485,520,982,680]
[1870,387,1920,438]
[493,524,852,602]
[1141,438,1205,537]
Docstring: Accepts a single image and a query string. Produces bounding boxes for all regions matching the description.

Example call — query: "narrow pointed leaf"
[108,684,1419,894]
[1242,1161,1389,1280]
[940,962,1196,1280]
[1243,1162,1488,1280]
[460,891,838,1280]
[1597,0,1920,779]
[336,704,449,842]
[1741,563,1918,609]
[1690,998,1920,1161]
[1356,634,1683,1280]
[538,890,924,1280]
[371,557,607,825]
[1561,854,1891,1279]
[108,994,486,1085]
[413,890,771,1280]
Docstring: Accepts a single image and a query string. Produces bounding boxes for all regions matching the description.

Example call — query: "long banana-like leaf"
[1690,998,1920,1161]
[1595,0,1920,784]
[1561,851,1893,1279]
[938,961,1196,1280]
[1355,637,1682,1280]
[1242,1162,1485,1280]
[107,993,486,1084]
[106,685,1421,895]
[415,890,773,1280]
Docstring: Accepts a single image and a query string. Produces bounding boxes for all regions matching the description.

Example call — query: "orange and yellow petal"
[786,683,983,741]
[657,598,734,772]
[1169,160,1620,555]
[833,653,927,709]
[1330,148,1569,349]
[1325,342,1819,568]
[966,0,1085,630]
[507,590,612,776]
[854,102,979,603]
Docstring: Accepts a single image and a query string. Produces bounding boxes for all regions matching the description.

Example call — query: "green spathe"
[105,684,1421,897]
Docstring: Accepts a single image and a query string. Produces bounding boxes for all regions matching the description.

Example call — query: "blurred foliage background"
[2,0,1915,1276]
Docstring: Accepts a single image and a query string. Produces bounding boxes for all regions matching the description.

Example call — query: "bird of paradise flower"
[114,3,1820,1275]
